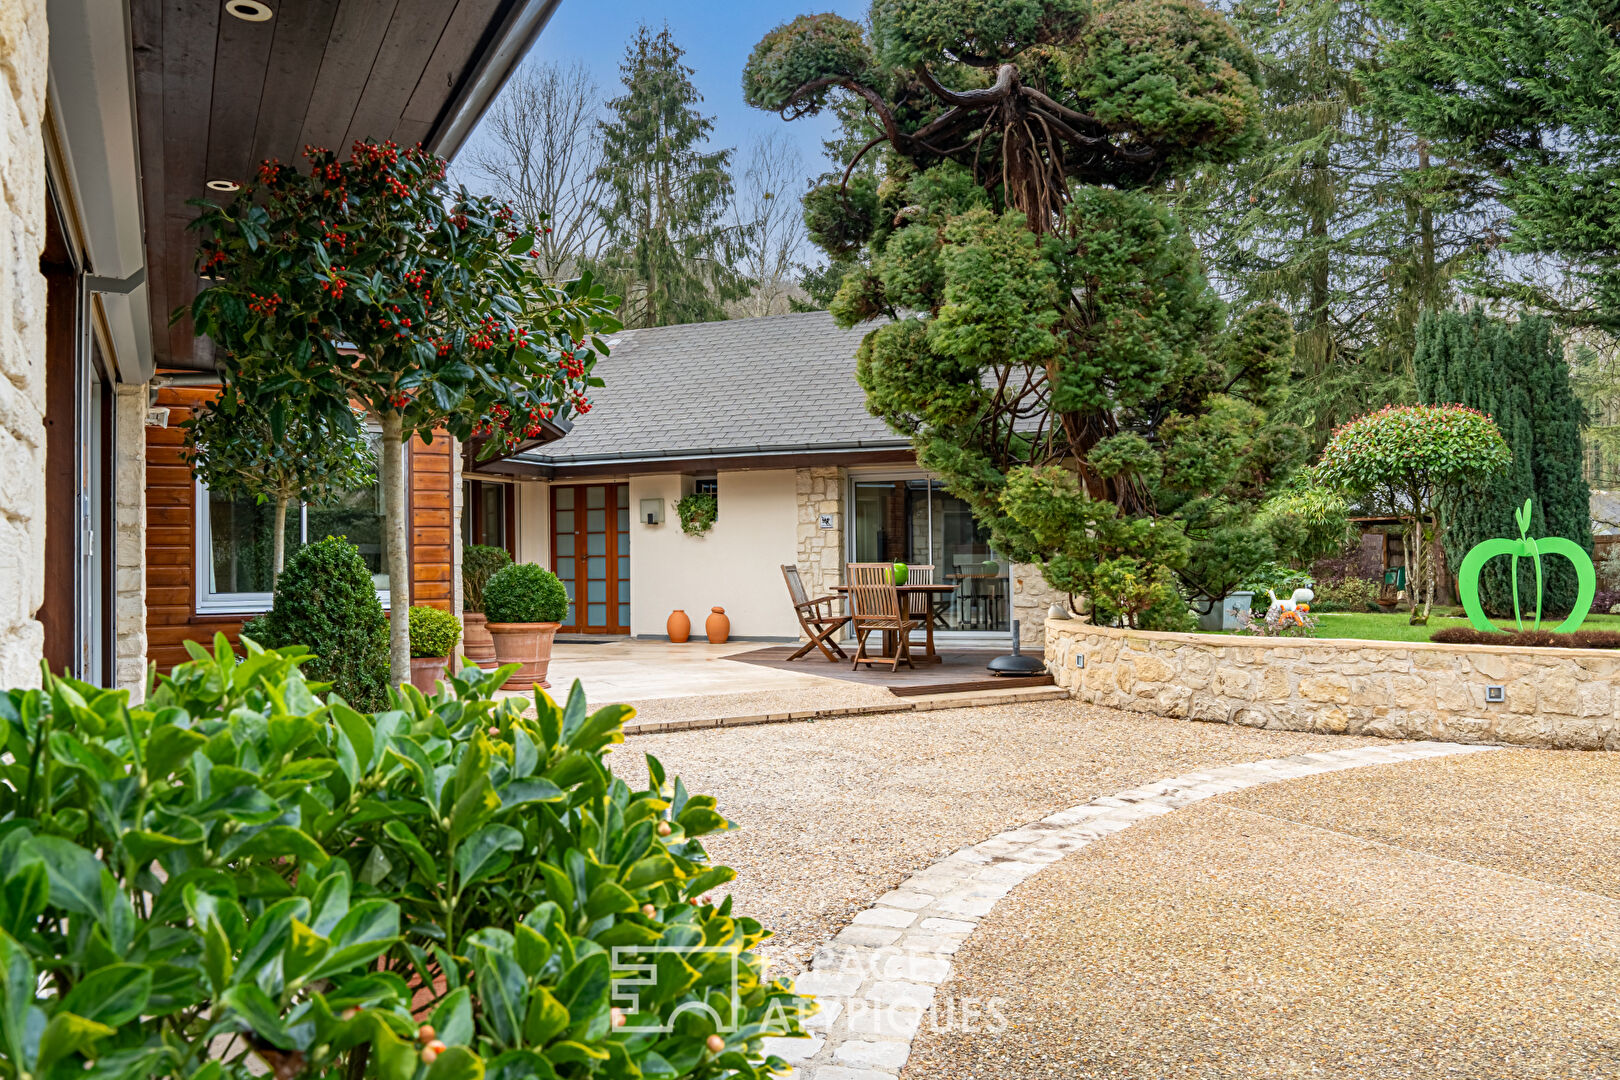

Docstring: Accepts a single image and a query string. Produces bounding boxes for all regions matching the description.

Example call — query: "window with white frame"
[194,433,393,613]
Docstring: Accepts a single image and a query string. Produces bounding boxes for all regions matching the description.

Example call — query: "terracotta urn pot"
[462,611,497,664]
[409,655,448,695]
[667,609,691,643]
[705,606,730,644]
[486,621,561,690]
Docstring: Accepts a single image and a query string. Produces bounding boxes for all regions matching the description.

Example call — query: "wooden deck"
[728,646,1054,696]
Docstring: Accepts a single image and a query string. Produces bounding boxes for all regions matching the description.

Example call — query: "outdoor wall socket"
[1485,684,1505,703]
[640,498,665,526]
[1073,654,1085,668]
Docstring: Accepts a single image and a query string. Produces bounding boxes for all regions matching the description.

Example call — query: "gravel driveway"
[903,748,1620,1079]
[607,700,1379,975]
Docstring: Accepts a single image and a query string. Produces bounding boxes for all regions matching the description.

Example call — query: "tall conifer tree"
[1415,310,1592,614]
[595,25,748,328]
[1176,0,1492,447]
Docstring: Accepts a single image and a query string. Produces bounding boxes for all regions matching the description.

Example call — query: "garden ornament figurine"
[1457,497,1596,634]
[1266,587,1314,623]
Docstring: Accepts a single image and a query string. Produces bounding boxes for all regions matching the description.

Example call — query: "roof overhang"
[129,0,559,373]
[491,444,918,481]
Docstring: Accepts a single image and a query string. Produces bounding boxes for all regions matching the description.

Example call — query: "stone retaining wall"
[1044,619,1620,750]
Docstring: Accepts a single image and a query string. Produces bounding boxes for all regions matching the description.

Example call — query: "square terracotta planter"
[485,621,561,690]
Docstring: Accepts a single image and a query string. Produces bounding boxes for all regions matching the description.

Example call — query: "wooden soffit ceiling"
[131,0,555,372]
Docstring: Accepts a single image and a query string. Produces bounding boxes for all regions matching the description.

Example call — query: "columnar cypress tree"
[1415,310,1592,614]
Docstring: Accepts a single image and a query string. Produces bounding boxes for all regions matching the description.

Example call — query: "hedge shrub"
[485,562,571,624]
[408,604,462,657]
[463,544,513,613]
[242,535,389,709]
[0,641,810,1079]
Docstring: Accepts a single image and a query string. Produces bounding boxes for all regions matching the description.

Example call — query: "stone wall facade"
[114,383,148,699]
[0,0,49,687]
[1010,565,1063,646]
[1045,620,1620,751]
[794,466,845,609]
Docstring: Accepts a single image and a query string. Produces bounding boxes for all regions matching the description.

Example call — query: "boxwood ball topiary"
[408,604,463,657]
[241,535,390,709]
[483,562,570,624]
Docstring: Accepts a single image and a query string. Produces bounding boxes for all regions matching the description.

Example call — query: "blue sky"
[501,0,868,171]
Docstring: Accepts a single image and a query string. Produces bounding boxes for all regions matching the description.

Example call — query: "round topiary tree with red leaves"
[188,140,620,684]
[1311,404,1511,621]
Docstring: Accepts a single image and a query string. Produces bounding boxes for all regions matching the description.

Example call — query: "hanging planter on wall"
[676,492,718,536]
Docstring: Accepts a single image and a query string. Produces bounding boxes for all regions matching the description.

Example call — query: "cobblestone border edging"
[620,686,1068,736]
[761,740,1498,1079]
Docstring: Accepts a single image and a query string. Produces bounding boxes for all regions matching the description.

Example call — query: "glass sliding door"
[849,476,1009,635]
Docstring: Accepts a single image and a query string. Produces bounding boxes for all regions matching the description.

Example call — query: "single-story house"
[464,312,1063,646]
[2,0,564,690]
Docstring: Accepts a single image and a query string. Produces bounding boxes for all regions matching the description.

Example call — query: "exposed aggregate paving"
[607,700,1379,976]
[903,750,1620,1080]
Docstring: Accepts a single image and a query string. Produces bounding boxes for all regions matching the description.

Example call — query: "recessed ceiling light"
[225,0,273,22]
[206,179,241,192]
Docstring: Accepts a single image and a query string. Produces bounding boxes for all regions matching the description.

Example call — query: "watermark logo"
[611,946,744,1034]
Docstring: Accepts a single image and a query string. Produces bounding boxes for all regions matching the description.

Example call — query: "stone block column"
[794,466,845,624]
[114,383,148,699]
[0,0,50,687]
[1011,563,1065,646]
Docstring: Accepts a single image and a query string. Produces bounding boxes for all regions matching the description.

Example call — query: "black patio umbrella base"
[988,620,1047,676]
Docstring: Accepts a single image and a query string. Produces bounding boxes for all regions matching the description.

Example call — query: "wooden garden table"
[831,582,956,664]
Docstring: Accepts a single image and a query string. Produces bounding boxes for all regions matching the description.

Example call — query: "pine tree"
[596,25,748,328]
[1415,310,1593,615]
[1175,0,1491,447]
[1368,0,1620,332]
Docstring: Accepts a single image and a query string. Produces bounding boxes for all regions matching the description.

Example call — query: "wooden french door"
[551,484,630,634]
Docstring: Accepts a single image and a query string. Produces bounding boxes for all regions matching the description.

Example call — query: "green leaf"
[35,1010,114,1074]
[144,725,207,779]
[220,984,296,1049]
[522,984,569,1047]
[555,952,610,1039]
[284,919,330,985]
[430,986,475,1047]
[455,824,523,887]
[584,881,636,921]
[449,776,502,845]
[383,820,438,879]
[499,779,564,809]
[474,945,527,1046]
[225,825,329,867]
[622,854,677,891]
[0,929,36,1066]
[676,807,730,838]
[60,964,152,1026]
[426,1046,484,1080]
[683,865,737,900]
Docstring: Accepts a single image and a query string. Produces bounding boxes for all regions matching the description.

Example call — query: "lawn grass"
[1205,610,1620,644]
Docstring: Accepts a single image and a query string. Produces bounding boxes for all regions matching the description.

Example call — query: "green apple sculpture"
[1457,498,1596,633]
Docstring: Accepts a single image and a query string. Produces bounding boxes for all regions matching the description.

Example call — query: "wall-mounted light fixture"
[1485,684,1505,703]
[640,498,665,526]
[225,0,274,22]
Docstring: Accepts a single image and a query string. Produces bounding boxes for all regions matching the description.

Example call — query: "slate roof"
[516,311,907,466]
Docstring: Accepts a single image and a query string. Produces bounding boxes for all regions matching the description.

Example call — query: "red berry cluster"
[467,315,503,351]
[319,267,347,300]
[247,291,282,317]
[558,349,586,378]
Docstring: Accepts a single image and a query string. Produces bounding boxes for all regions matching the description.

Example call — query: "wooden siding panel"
[144,384,457,665]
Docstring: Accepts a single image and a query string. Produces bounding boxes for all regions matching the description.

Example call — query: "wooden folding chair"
[782,564,850,661]
[848,562,915,671]
[904,564,943,659]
